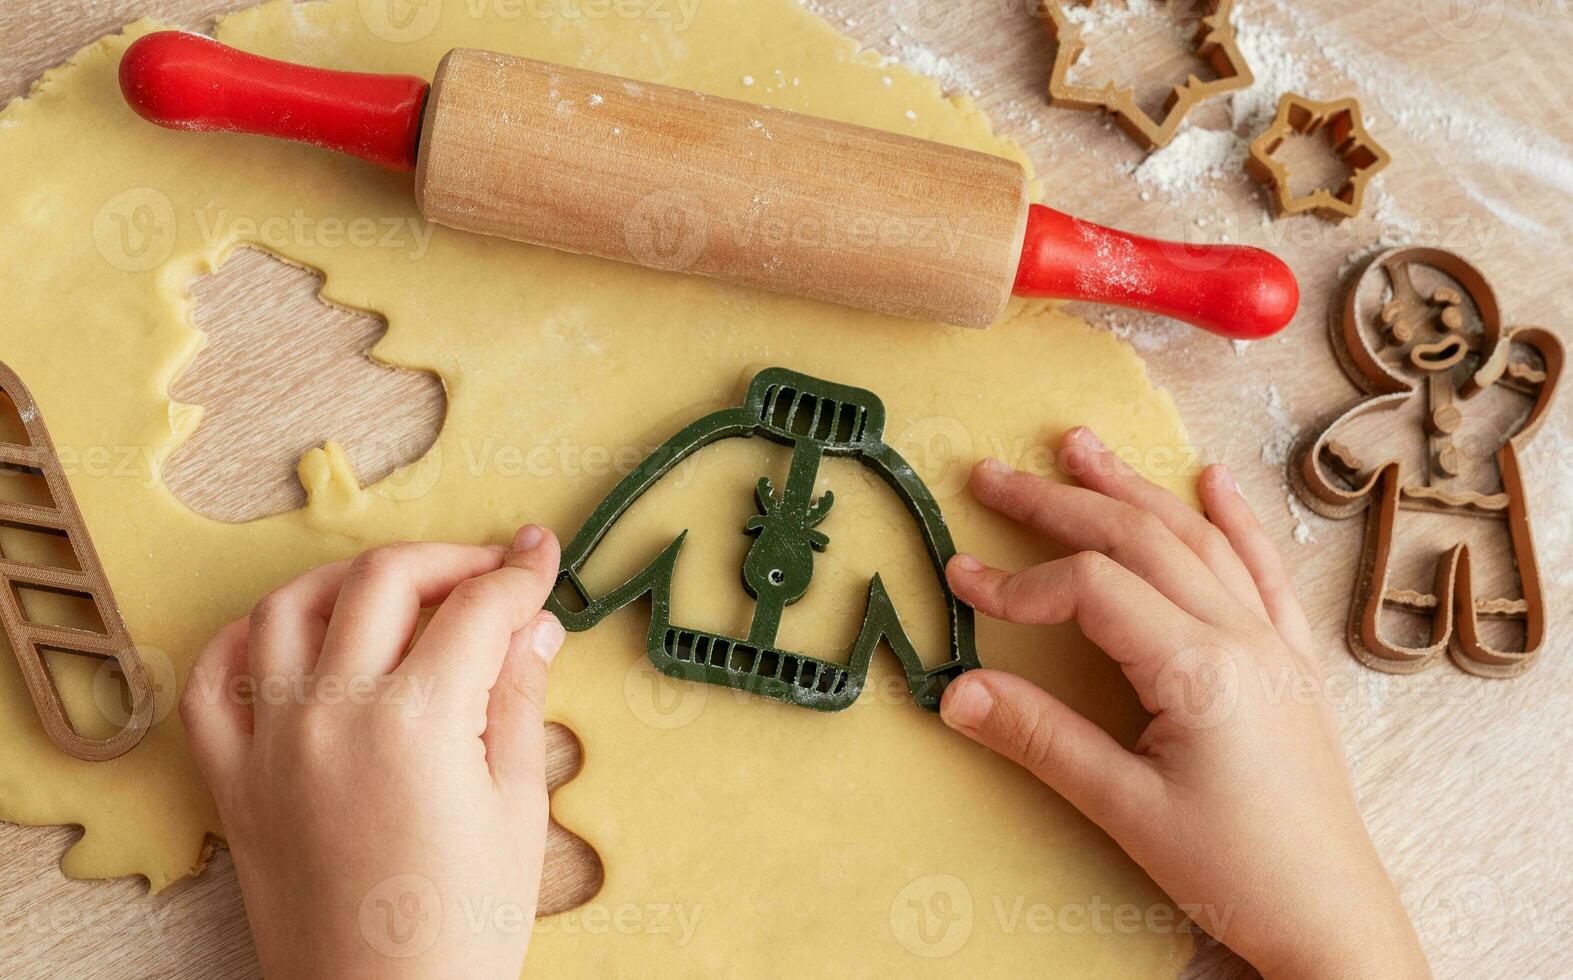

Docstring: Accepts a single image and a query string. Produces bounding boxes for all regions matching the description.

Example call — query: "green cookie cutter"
[546,368,979,712]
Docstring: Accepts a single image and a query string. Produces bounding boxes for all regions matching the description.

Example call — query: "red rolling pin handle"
[1013,205,1299,340]
[119,31,428,171]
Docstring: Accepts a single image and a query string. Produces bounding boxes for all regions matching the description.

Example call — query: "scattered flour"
[1133,126,1248,196]
[1099,310,1188,353]
[1231,18,1313,134]
[1258,383,1319,544]
[1260,383,1299,467]
[1285,490,1317,545]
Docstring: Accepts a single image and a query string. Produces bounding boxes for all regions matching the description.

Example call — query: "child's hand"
[182,525,565,979]
[941,428,1429,978]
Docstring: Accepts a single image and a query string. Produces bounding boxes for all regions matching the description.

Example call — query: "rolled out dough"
[0,0,1197,974]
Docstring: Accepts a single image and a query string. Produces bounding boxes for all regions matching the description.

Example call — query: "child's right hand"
[940,427,1430,978]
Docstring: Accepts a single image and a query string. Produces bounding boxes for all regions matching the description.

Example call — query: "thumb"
[483,610,566,796]
[940,670,1159,832]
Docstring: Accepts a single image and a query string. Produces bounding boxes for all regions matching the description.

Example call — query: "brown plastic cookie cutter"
[1040,0,1253,150]
[0,362,154,760]
[1246,93,1390,222]
[1290,247,1562,678]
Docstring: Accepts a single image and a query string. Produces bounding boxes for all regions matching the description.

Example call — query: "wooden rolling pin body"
[417,50,1030,327]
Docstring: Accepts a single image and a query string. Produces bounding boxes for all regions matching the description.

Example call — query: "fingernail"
[941,679,994,730]
[951,553,984,572]
[981,457,1014,476]
[514,524,545,551]
[531,618,566,665]
[1070,427,1106,451]
[1215,465,1239,494]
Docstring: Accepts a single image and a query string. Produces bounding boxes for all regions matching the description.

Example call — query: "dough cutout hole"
[165,247,447,523]
[539,722,604,917]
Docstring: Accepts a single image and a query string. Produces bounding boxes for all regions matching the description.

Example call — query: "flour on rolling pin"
[416,49,1029,326]
[121,31,1299,338]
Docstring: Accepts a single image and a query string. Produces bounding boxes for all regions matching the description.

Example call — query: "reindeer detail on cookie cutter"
[1292,248,1563,678]
[545,368,980,712]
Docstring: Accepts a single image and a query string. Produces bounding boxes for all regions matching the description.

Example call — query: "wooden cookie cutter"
[1290,247,1562,678]
[0,362,154,759]
[1246,93,1390,222]
[546,367,979,712]
[1040,0,1253,150]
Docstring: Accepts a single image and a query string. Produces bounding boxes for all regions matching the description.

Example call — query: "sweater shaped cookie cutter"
[1290,248,1562,677]
[545,368,979,712]
[0,362,154,759]
[1040,0,1253,150]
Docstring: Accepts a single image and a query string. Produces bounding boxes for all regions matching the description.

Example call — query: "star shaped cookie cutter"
[545,368,980,713]
[1040,0,1253,150]
[1246,93,1391,222]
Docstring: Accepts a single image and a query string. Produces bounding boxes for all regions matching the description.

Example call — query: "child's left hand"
[182,525,565,980]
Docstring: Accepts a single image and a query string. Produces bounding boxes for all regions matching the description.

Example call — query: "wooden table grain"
[1,1,1569,977]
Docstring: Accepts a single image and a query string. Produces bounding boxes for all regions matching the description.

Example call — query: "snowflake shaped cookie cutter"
[1246,93,1391,223]
[1040,0,1254,150]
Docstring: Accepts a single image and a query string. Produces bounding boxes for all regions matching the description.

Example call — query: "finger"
[1060,427,1271,622]
[484,612,566,796]
[969,459,1241,625]
[246,560,355,687]
[401,525,562,706]
[947,553,1199,702]
[940,670,1161,832]
[317,543,509,677]
[180,619,253,786]
[1199,464,1315,655]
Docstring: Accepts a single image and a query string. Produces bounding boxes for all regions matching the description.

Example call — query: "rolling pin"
[119,31,1298,338]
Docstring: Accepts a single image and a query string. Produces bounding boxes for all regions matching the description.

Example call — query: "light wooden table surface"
[2,1,1569,977]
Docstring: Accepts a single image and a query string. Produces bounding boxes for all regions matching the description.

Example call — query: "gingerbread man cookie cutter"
[1040,0,1253,150]
[1290,248,1562,678]
[545,367,979,712]
[0,362,154,760]
[1246,93,1390,223]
